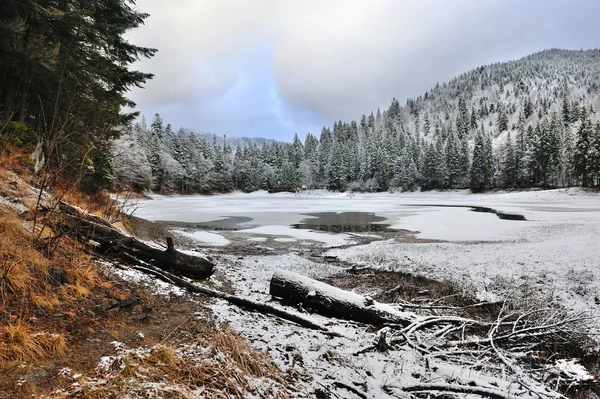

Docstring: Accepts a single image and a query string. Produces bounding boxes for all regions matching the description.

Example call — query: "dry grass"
[0,145,31,172]
[0,213,106,312]
[49,326,294,399]
[0,319,67,365]
[0,159,114,374]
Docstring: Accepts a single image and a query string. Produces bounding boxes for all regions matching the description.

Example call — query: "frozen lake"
[133,188,600,317]
[132,189,600,242]
[128,188,600,393]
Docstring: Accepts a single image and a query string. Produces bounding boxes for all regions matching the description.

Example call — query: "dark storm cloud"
[126,0,600,140]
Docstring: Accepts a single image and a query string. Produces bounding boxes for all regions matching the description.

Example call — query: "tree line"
[113,49,600,194]
[114,105,600,194]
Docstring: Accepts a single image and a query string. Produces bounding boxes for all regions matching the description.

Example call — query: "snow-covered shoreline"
[139,188,600,329]
[125,188,600,397]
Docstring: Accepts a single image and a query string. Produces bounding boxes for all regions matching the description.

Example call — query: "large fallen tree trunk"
[115,262,333,333]
[56,201,215,279]
[270,270,416,326]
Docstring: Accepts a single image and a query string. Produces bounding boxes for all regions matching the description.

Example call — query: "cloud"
[126,0,600,139]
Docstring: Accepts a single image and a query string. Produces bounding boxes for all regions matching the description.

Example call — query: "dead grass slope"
[0,150,295,398]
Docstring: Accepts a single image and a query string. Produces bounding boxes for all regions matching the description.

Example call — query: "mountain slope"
[114,48,600,193]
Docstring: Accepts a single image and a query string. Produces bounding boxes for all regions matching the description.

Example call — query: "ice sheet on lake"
[134,188,600,242]
[391,206,526,241]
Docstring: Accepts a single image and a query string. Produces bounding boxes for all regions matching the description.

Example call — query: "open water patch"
[293,212,395,233]
[469,206,526,220]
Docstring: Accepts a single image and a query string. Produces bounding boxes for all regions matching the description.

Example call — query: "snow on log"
[269,270,416,326]
[56,202,215,279]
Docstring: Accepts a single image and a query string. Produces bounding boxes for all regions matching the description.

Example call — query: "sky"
[126,0,600,141]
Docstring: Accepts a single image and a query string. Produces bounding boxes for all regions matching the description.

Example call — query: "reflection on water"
[293,212,394,233]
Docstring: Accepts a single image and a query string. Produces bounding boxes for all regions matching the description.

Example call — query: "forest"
[114,49,600,194]
[1,3,600,196]
[0,0,155,189]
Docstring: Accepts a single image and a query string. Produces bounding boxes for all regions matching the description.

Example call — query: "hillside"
[114,49,600,194]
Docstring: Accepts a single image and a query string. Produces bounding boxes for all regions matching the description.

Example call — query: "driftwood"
[56,201,215,279]
[269,270,415,326]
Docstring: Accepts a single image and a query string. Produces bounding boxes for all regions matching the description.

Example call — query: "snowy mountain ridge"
[114,48,600,193]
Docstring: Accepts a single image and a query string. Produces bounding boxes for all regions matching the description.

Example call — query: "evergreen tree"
[574,108,593,185]
[459,134,471,187]
[434,136,448,188]
[497,107,509,132]
[0,0,156,184]
[484,131,494,187]
[470,130,488,191]
[561,125,576,187]
[445,130,461,188]
[421,143,438,190]
[587,122,600,186]
[501,132,516,187]
[327,139,347,191]
[514,113,527,185]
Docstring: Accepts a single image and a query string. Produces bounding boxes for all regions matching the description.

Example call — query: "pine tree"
[562,97,571,125]
[561,125,576,187]
[434,136,448,188]
[212,139,233,192]
[291,133,304,168]
[470,106,478,130]
[445,130,461,188]
[484,131,494,187]
[459,134,471,187]
[148,114,166,191]
[574,108,593,185]
[457,98,469,138]
[514,113,526,185]
[327,139,347,191]
[587,122,600,186]
[501,132,516,187]
[497,106,509,132]
[470,130,487,191]
[281,159,300,191]
[421,143,438,190]
[318,127,333,185]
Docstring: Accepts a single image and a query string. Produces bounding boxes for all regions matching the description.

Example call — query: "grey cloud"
[127,0,600,136]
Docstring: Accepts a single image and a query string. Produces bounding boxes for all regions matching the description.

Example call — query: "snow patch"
[247,237,268,242]
[548,359,593,382]
[237,225,352,247]
[171,229,230,246]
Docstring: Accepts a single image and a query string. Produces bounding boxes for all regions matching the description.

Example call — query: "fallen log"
[392,383,514,399]
[124,262,332,333]
[56,202,215,279]
[269,270,416,326]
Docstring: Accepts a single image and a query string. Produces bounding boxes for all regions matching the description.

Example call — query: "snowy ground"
[132,188,600,397]
[211,254,559,398]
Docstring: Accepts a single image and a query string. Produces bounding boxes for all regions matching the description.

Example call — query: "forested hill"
[194,133,281,149]
[114,48,600,193]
